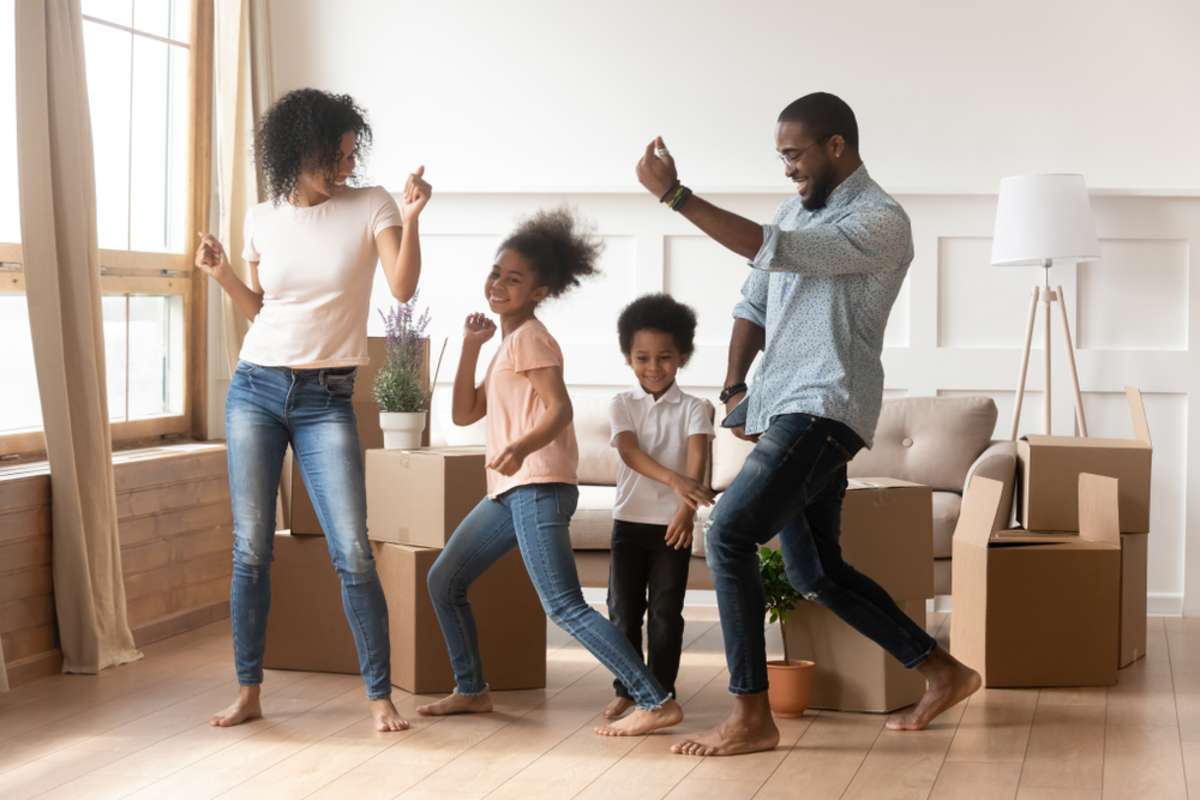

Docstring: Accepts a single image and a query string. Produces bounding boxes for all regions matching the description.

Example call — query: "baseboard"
[4,648,63,688]
[1148,593,1183,616]
[132,601,231,648]
[582,587,718,607]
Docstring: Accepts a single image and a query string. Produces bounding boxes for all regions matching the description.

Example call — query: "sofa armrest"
[963,440,1017,528]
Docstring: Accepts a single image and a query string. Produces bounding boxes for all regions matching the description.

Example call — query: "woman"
[194,88,431,732]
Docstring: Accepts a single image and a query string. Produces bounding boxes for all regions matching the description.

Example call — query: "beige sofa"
[569,394,1016,595]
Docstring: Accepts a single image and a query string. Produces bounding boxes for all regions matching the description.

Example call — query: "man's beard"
[800,167,835,211]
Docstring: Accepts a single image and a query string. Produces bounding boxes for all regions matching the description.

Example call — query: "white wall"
[261,1,1200,611]
[269,0,1200,193]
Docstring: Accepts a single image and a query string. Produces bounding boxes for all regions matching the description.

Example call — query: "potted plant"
[374,295,434,449]
[759,545,815,717]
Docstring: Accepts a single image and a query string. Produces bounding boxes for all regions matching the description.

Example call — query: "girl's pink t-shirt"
[484,318,579,498]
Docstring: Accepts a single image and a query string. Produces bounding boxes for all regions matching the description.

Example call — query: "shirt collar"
[631,382,683,405]
[820,164,871,212]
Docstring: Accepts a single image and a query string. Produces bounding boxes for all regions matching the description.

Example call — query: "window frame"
[0,0,213,462]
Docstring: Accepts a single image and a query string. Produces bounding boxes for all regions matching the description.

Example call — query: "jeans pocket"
[323,369,357,400]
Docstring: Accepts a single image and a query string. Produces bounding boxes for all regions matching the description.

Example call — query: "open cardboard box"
[1018,387,1152,533]
[951,474,1122,687]
[366,446,487,548]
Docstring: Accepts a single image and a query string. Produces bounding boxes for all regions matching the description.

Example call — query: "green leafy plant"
[374,295,430,413]
[759,546,803,664]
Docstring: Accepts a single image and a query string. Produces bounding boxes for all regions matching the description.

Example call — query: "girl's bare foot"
[595,699,683,736]
[370,697,410,732]
[603,696,635,720]
[887,647,981,731]
[671,692,779,756]
[209,685,263,727]
[416,690,494,717]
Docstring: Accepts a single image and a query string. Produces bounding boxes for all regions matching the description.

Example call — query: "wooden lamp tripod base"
[1010,262,1088,441]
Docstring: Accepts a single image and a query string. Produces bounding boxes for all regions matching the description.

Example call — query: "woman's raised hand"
[194,234,231,281]
[402,165,432,223]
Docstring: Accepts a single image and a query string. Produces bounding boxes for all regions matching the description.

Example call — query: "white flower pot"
[379,411,426,450]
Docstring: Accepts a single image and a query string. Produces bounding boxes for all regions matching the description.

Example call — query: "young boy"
[604,294,715,720]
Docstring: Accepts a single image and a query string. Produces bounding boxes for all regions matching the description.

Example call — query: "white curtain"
[14,0,141,675]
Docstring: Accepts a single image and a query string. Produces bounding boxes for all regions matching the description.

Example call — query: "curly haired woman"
[194,88,431,732]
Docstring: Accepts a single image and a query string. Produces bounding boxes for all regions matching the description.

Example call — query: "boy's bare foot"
[594,699,683,736]
[209,685,263,727]
[603,696,635,720]
[416,690,494,717]
[887,646,981,731]
[370,697,410,732]
[671,692,779,756]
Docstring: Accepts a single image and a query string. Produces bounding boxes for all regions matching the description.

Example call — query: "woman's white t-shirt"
[238,185,402,368]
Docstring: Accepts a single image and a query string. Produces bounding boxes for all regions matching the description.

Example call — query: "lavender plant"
[373,294,431,413]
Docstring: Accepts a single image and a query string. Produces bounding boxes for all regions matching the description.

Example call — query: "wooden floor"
[0,608,1195,800]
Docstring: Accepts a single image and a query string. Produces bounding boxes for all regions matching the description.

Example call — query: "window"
[1,0,204,457]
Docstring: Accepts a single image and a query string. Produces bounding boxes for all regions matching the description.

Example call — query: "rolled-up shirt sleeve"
[751,204,911,276]
[732,269,768,327]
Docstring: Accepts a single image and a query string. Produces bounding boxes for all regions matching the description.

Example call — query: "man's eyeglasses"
[777,135,831,167]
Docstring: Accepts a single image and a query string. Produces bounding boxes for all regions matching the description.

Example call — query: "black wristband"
[719,383,747,403]
[669,185,693,211]
[658,180,681,203]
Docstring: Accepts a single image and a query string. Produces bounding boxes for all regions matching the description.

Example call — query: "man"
[636,92,980,757]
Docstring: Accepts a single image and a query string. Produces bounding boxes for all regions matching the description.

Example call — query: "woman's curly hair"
[499,208,602,298]
[254,88,372,203]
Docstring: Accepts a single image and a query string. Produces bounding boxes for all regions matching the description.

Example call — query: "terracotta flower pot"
[766,659,815,718]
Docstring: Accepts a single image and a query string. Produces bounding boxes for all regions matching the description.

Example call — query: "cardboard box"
[1018,387,1152,533]
[366,447,487,547]
[1120,532,1148,668]
[264,530,361,674]
[263,531,546,694]
[285,337,431,535]
[783,597,926,713]
[376,541,545,694]
[951,475,1122,688]
[840,478,935,601]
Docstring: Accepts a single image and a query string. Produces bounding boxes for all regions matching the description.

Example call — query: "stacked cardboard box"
[284,337,430,535]
[783,478,934,712]
[366,447,487,547]
[1016,387,1152,668]
[951,475,1124,687]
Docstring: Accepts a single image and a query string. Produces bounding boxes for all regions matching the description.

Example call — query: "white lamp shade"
[990,174,1100,266]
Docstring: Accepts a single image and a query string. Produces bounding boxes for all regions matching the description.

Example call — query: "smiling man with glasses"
[635,92,982,757]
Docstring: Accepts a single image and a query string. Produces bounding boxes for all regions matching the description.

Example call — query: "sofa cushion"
[712,428,757,492]
[847,396,997,492]
[573,394,622,486]
[571,484,618,550]
[931,490,961,559]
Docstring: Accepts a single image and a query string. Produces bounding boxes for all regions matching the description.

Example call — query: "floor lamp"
[991,174,1100,440]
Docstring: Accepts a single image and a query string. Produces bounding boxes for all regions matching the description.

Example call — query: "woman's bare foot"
[416,690,494,717]
[887,647,981,731]
[209,685,263,727]
[603,696,635,720]
[594,699,683,737]
[370,697,410,732]
[671,692,779,756]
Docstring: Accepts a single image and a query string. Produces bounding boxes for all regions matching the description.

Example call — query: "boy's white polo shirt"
[609,383,714,526]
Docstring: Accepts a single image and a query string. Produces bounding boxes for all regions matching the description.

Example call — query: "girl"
[194,88,430,732]
[417,209,684,737]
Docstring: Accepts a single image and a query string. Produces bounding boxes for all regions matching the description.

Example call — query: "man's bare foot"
[209,685,263,727]
[671,692,779,756]
[370,697,410,732]
[594,699,683,737]
[416,690,494,717]
[887,646,981,731]
[603,696,635,720]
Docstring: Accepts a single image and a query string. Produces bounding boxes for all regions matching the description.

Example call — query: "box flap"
[955,476,1006,547]
[847,477,925,491]
[1022,435,1147,450]
[1078,473,1121,546]
[1126,387,1151,445]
